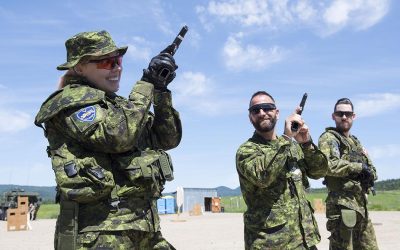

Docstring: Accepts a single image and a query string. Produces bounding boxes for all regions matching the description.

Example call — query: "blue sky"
[0,0,399,192]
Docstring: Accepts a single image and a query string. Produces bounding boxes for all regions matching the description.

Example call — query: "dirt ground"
[0,211,399,249]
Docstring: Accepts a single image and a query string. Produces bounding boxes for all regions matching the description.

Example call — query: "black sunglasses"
[334,111,354,118]
[249,103,276,114]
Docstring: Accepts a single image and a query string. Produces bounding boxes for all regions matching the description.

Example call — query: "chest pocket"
[50,144,115,203]
[114,149,174,198]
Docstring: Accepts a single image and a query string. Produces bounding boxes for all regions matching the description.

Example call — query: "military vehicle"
[0,188,42,221]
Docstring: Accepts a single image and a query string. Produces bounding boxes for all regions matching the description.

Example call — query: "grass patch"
[221,190,400,213]
[37,203,59,219]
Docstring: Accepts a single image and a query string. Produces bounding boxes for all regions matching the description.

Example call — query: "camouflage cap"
[57,30,128,70]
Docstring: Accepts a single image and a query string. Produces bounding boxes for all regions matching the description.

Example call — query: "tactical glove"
[358,163,373,181]
[141,45,178,91]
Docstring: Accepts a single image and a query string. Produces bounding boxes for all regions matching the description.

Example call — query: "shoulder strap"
[324,128,351,150]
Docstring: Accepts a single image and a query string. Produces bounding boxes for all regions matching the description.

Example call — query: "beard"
[336,120,352,133]
[252,116,277,133]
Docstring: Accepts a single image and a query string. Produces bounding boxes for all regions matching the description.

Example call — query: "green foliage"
[221,196,247,212]
[36,204,59,219]
[220,190,400,213]
[374,179,400,191]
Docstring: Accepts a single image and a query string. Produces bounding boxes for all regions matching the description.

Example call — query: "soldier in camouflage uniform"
[35,30,182,249]
[318,98,378,250]
[236,91,328,250]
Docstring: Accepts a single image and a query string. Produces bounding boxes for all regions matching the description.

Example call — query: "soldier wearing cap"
[236,91,328,249]
[35,30,181,249]
[319,98,378,250]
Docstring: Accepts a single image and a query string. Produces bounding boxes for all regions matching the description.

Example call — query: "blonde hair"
[57,68,78,90]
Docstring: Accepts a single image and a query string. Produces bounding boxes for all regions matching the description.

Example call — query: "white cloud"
[172,71,213,97]
[322,0,390,35]
[222,36,286,71]
[171,71,245,116]
[369,144,400,159]
[355,93,400,118]
[126,36,152,61]
[198,0,390,35]
[0,110,32,133]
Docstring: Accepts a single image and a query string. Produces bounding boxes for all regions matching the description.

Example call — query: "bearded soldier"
[319,98,378,250]
[236,91,328,249]
[35,30,181,249]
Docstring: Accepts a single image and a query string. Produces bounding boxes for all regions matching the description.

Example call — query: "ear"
[331,113,335,120]
[276,109,280,120]
[73,64,85,75]
[352,113,356,120]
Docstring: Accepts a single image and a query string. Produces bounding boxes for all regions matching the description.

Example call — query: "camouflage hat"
[57,30,128,70]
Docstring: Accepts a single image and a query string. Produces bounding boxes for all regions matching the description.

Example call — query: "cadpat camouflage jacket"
[35,75,181,233]
[318,127,377,217]
[236,132,328,249]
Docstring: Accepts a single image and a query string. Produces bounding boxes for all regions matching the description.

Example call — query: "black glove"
[141,45,178,91]
[358,163,372,181]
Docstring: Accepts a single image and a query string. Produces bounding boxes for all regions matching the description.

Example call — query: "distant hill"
[1,178,399,201]
[216,186,242,197]
[0,184,56,202]
[216,178,400,196]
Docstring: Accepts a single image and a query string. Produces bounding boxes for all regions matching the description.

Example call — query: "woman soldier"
[35,30,181,249]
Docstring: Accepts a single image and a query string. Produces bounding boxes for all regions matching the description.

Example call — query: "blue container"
[157,199,166,214]
[165,198,175,214]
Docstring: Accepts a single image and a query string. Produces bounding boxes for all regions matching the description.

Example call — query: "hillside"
[0,185,56,202]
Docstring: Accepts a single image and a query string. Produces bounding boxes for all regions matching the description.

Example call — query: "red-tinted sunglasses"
[88,55,123,70]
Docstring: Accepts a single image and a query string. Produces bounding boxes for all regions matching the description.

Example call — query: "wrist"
[282,134,293,142]
[300,138,313,149]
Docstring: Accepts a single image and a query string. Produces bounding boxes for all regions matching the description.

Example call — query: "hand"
[283,108,311,144]
[141,47,178,90]
[358,163,373,181]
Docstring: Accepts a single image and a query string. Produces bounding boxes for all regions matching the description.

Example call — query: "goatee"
[252,117,277,133]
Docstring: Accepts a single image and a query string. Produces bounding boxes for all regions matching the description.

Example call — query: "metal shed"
[172,187,218,213]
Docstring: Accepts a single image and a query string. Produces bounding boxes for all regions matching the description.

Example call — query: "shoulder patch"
[76,106,96,122]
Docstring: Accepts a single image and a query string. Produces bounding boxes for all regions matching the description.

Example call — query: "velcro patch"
[76,106,96,122]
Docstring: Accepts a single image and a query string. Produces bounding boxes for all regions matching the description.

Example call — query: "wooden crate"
[7,196,29,231]
[313,198,326,213]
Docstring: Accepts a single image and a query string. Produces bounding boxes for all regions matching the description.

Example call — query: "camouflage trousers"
[326,207,378,250]
[60,230,175,250]
[244,226,318,250]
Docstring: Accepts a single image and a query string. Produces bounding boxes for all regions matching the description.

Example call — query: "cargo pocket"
[78,231,100,248]
[50,144,115,203]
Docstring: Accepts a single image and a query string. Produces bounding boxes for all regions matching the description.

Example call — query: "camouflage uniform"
[35,31,181,250]
[319,127,378,250]
[236,132,328,250]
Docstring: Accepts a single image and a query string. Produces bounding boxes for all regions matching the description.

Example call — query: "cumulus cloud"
[126,36,152,61]
[369,144,400,159]
[354,93,400,118]
[222,35,286,71]
[172,71,213,97]
[171,71,244,115]
[0,110,32,133]
[198,0,390,35]
[322,0,390,35]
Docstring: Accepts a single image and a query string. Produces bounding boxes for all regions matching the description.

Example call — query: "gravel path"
[0,211,399,249]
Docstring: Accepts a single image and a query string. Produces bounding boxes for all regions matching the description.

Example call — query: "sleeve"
[235,142,288,188]
[51,81,154,153]
[299,143,328,179]
[151,90,182,150]
[318,132,363,177]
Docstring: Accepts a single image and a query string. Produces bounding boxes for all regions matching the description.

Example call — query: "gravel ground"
[0,211,399,249]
